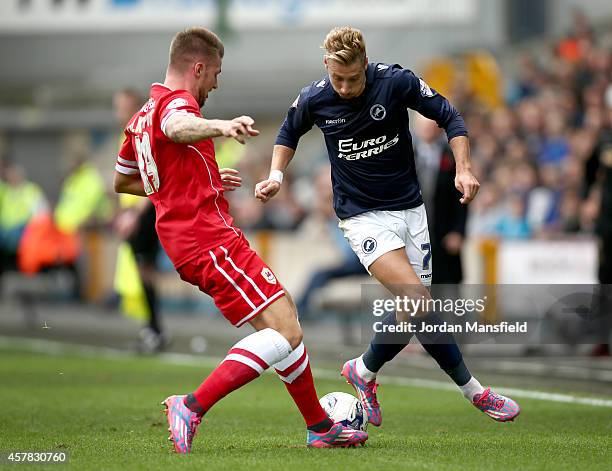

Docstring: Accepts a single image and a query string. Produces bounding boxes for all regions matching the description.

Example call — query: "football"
[319,392,368,431]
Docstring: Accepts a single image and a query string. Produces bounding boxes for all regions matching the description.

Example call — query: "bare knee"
[282,322,303,350]
[249,295,303,349]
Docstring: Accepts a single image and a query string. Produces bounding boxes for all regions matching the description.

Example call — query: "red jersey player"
[113,27,368,452]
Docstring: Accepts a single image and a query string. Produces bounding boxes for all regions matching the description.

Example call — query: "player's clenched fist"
[255,179,281,203]
[219,116,260,144]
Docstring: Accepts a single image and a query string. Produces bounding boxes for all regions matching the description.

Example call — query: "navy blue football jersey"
[276,63,468,219]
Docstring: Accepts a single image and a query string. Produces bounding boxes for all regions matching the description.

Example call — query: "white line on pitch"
[1,335,611,408]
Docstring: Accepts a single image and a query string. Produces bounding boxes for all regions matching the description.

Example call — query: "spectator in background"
[54,152,112,234]
[539,113,570,164]
[466,183,505,237]
[47,152,111,300]
[556,8,595,64]
[516,99,545,157]
[583,86,612,356]
[0,164,48,279]
[494,193,531,239]
[113,88,167,353]
[507,53,547,104]
[528,163,564,236]
[413,114,467,283]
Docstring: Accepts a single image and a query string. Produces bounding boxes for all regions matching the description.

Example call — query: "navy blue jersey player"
[256,27,520,425]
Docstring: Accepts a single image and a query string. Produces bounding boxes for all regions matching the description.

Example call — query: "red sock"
[189,356,261,414]
[275,343,331,430]
[185,329,291,416]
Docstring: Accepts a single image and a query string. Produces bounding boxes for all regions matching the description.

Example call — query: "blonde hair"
[169,27,224,72]
[322,26,366,65]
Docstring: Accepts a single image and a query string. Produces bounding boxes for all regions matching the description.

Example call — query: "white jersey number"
[134,132,160,195]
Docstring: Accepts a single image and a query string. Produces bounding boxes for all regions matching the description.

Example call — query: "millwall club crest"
[361,237,377,254]
[261,267,277,285]
[370,104,386,121]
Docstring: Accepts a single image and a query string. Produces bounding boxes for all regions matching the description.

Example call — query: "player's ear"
[194,62,204,78]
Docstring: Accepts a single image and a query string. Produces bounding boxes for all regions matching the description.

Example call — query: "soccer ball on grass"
[319,391,368,431]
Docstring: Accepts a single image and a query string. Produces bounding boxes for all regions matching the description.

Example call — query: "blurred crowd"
[463,11,611,240]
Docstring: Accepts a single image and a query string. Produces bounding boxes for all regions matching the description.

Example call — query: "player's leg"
[163,241,297,453]
[250,289,368,447]
[169,238,366,451]
[179,294,366,449]
[136,262,166,349]
[340,248,421,426]
[166,302,294,453]
[181,295,295,419]
[128,205,167,352]
[342,207,519,423]
[367,248,475,385]
[337,211,414,425]
[370,246,520,422]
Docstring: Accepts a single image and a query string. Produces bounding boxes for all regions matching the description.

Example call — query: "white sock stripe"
[273,342,305,371]
[232,328,292,367]
[209,250,256,309]
[278,354,309,383]
[224,353,264,374]
[219,246,268,302]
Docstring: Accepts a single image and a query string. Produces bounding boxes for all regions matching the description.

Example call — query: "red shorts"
[176,235,285,327]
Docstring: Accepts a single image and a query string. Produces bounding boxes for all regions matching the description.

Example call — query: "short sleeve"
[115,134,139,175]
[159,92,201,138]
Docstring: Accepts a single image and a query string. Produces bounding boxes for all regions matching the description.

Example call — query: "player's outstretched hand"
[220,168,242,191]
[255,179,281,203]
[455,170,480,204]
[220,116,260,144]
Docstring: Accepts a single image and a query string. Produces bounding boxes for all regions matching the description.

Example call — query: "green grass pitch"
[1,350,611,471]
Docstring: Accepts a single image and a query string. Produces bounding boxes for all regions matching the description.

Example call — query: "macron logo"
[325,118,346,125]
[316,80,326,88]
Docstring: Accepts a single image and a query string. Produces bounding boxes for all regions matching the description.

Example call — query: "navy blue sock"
[413,312,472,387]
[362,312,413,373]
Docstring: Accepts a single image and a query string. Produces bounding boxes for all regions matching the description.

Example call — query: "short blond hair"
[322,26,366,65]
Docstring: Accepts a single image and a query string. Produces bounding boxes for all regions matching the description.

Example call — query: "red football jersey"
[115,83,241,268]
